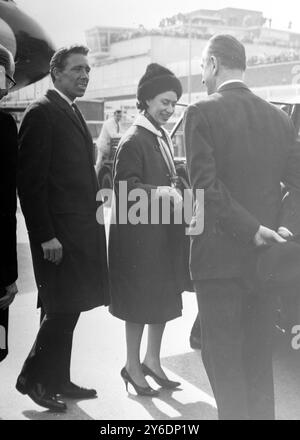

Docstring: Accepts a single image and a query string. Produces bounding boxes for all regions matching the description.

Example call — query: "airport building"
[83,7,300,121]
[6,7,300,124]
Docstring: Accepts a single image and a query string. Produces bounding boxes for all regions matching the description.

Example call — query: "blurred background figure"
[95,109,123,174]
[0,44,18,363]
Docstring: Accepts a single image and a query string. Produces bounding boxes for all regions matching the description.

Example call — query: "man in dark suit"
[0,44,18,363]
[184,34,300,420]
[16,45,109,411]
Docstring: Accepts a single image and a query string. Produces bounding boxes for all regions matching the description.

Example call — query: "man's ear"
[211,56,219,76]
[52,67,60,82]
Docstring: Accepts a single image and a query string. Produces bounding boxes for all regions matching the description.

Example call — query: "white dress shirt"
[217,79,245,91]
[54,87,74,107]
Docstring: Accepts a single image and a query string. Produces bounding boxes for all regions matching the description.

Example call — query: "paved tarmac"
[1,208,300,420]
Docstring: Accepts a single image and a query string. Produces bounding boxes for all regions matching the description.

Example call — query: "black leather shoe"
[16,381,67,412]
[58,381,97,399]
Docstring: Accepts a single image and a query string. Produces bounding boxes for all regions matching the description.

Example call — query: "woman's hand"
[156,186,183,207]
[0,282,18,310]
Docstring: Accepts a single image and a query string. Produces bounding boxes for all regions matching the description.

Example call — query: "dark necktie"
[72,103,87,133]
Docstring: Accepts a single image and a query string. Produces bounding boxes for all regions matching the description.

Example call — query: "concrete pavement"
[1,209,300,420]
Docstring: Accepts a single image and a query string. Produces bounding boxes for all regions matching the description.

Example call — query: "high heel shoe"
[141,364,181,389]
[120,367,159,397]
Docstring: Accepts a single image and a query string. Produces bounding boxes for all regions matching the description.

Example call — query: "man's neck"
[54,86,74,106]
[215,71,244,91]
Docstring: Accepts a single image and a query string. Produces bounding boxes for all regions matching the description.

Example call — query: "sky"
[16,0,300,47]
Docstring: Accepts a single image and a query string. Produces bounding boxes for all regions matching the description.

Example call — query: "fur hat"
[137,63,182,107]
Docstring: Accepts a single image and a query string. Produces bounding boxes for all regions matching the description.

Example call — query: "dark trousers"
[0,288,9,362]
[195,278,276,420]
[17,312,80,393]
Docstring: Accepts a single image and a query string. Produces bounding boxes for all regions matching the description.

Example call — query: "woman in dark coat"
[109,64,190,396]
[0,44,18,362]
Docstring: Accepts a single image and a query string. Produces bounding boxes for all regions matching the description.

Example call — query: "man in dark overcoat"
[0,44,18,362]
[184,34,300,420]
[16,45,109,411]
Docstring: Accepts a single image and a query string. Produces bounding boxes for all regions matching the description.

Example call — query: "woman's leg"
[125,321,149,387]
[143,323,168,379]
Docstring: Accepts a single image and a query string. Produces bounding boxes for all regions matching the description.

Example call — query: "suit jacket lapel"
[46,89,89,139]
[72,103,97,179]
[46,89,97,187]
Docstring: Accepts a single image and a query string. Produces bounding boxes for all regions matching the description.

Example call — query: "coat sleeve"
[0,114,18,287]
[184,105,260,243]
[18,104,55,244]
[279,118,300,233]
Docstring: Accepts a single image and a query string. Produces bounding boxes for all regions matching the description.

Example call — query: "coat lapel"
[46,89,90,139]
[133,114,177,177]
[133,113,162,137]
[46,89,97,188]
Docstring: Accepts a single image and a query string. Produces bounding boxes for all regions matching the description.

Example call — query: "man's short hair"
[50,45,89,82]
[0,44,14,71]
[114,110,122,115]
[207,34,246,71]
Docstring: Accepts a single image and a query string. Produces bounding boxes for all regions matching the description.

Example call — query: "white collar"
[54,87,74,107]
[133,113,163,138]
[217,79,245,91]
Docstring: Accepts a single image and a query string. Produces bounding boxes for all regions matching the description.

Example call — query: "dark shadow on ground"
[126,392,217,420]
[162,351,212,396]
[23,398,95,420]
[122,351,217,420]
[162,335,300,420]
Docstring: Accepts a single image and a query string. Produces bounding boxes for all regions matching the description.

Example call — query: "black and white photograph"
[1,0,300,423]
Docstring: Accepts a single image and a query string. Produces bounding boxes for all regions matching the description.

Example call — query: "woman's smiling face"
[146,90,177,126]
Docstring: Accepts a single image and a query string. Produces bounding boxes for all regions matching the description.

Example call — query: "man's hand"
[0,282,18,310]
[254,225,287,247]
[41,238,63,265]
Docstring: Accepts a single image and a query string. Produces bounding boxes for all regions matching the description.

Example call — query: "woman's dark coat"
[109,115,190,324]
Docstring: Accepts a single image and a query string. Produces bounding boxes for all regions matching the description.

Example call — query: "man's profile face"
[201,45,217,95]
[54,53,90,101]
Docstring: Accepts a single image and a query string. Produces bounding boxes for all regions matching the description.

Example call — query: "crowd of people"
[110,27,300,69]
[247,49,300,66]
[1,33,300,420]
